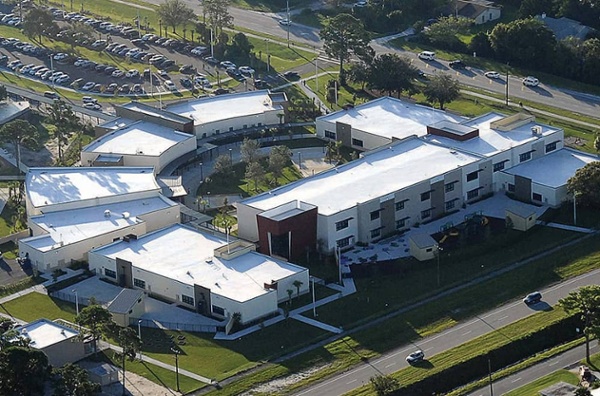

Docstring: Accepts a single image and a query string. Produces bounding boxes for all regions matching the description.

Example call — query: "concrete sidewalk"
[292,314,342,334]
[541,221,596,233]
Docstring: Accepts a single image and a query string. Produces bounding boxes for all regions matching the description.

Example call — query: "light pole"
[265,39,270,73]
[200,162,204,180]
[228,148,233,163]
[573,191,579,225]
[436,246,443,287]
[505,63,509,106]
[311,276,317,317]
[298,151,302,169]
[286,0,290,48]
[158,19,162,37]
[488,356,494,396]
[171,347,181,392]
[137,320,142,360]
[72,289,79,316]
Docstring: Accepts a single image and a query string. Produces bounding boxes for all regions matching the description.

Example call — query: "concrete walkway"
[540,221,596,233]
[292,314,342,334]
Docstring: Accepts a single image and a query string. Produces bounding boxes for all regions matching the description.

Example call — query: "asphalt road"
[466,341,600,396]
[293,268,600,396]
[137,0,600,120]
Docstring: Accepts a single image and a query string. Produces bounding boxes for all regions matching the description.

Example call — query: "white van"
[418,51,436,61]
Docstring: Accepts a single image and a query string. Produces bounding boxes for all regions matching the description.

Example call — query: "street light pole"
[137,320,142,360]
[488,357,494,396]
[265,39,270,73]
[436,246,443,288]
[228,148,233,163]
[311,276,317,317]
[171,347,180,392]
[286,0,290,48]
[200,162,204,180]
[505,64,509,106]
[573,192,578,225]
[72,289,79,316]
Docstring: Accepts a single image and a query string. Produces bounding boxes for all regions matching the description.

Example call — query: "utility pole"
[488,357,494,396]
[286,0,290,48]
[505,64,509,106]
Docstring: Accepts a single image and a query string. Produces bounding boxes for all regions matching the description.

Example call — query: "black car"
[159,59,175,69]
[179,64,195,74]
[523,292,542,305]
[95,64,107,73]
[0,54,8,65]
[283,71,299,79]
[213,88,229,95]
[104,66,116,75]
[449,60,465,69]
[179,77,192,88]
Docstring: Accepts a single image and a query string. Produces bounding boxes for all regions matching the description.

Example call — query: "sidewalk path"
[292,314,342,334]
[539,221,596,233]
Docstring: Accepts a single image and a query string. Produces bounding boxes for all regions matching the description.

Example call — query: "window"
[133,278,146,289]
[336,236,352,248]
[445,183,455,193]
[519,152,532,162]
[258,123,262,127]
[493,162,505,172]
[229,127,234,131]
[395,201,405,211]
[335,219,349,231]
[243,124,247,129]
[370,210,380,221]
[325,130,336,139]
[421,209,431,219]
[508,183,515,192]
[370,229,381,238]
[104,268,116,279]
[396,218,407,229]
[421,191,430,201]
[215,129,220,134]
[182,295,194,306]
[466,171,478,182]
[546,142,557,153]
[445,200,456,211]
[467,189,479,200]
[212,305,225,316]
[532,193,542,201]
[352,138,363,147]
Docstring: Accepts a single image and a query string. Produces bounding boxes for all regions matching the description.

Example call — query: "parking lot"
[0,6,273,105]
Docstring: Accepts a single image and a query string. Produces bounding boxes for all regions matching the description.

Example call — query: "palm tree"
[0,119,38,174]
[293,280,303,297]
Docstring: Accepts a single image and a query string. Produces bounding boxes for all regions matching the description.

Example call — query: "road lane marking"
[347,379,357,384]
[497,315,509,321]
[549,361,559,366]
[462,330,472,336]
[385,363,396,368]
[511,377,522,383]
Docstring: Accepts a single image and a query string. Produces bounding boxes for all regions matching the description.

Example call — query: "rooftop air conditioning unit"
[205,257,213,263]
[104,210,111,218]
[122,212,130,219]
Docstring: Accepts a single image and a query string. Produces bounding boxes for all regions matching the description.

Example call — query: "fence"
[50,290,107,307]
[0,230,28,245]
[131,317,220,334]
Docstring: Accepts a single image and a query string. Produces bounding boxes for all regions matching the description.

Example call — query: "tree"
[594,134,600,153]
[367,53,419,98]
[0,119,38,173]
[52,363,101,396]
[0,347,50,395]
[425,16,472,49]
[22,8,57,42]
[214,213,234,236]
[575,387,592,396]
[203,0,233,37]
[286,289,293,304]
[320,13,371,83]
[489,18,556,69]
[0,85,7,102]
[240,138,261,164]
[293,280,303,297]
[245,161,266,192]
[106,324,141,396]
[75,304,113,355]
[213,154,233,175]
[370,374,399,395]
[567,162,600,207]
[347,62,370,91]
[269,145,292,183]
[558,285,600,363]
[326,140,342,164]
[47,100,81,163]
[157,0,194,33]
[228,32,253,58]
[424,74,461,110]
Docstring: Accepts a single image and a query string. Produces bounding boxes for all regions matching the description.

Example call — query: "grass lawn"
[94,351,205,394]
[0,292,77,322]
[504,370,579,396]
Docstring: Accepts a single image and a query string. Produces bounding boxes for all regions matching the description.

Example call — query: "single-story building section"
[238,137,485,253]
[112,101,195,134]
[108,288,145,327]
[316,96,466,151]
[166,90,288,139]
[505,207,537,231]
[20,195,180,271]
[14,319,90,366]
[25,167,160,216]
[496,148,597,207]
[81,120,197,174]
[88,224,309,325]
[409,233,438,261]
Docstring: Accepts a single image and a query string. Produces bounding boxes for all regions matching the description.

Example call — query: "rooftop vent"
[122,212,130,219]
[104,210,111,218]
[205,257,213,263]
[531,125,542,135]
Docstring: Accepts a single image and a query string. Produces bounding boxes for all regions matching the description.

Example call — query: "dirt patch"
[242,364,331,395]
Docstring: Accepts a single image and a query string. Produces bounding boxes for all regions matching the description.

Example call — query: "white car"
[279,18,291,26]
[81,96,97,104]
[141,33,157,41]
[406,350,425,364]
[112,69,124,78]
[354,1,367,7]
[91,40,107,49]
[164,80,177,91]
[418,51,435,61]
[81,81,95,91]
[238,66,255,75]
[125,69,139,78]
[83,102,102,111]
[74,58,88,67]
[484,71,500,79]
[53,52,68,61]
[522,76,539,87]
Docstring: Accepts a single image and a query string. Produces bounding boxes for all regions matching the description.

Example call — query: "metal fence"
[50,290,108,307]
[131,317,220,334]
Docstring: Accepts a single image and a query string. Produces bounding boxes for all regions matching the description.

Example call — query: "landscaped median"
[347,308,582,395]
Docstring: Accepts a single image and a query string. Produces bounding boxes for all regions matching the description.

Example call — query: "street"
[293,267,600,395]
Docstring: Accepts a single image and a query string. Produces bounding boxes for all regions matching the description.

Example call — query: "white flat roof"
[23,196,176,252]
[243,137,481,216]
[83,121,194,157]
[166,90,281,125]
[26,167,159,208]
[504,148,597,188]
[317,97,466,140]
[92,224,305,303]
[18,319,78,349]
[423,112,562,157]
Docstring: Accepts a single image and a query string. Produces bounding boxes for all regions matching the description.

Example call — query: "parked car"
[179,64,195,74]
[81,81,95,91]
[219,60,236,69]
[484,71,501,79]
[83,102,102,110]
[43,91,59,99]
[112,69,124,78]
[164,80,177,91]
[125,69,139,78]
[449,60,465,68]
[522,76,540,87]
[179,77,192,88]
[406,350,425,364]
[418,51,435,61]
[239,66,255,76]
[523,291,542,305]
[283,70,299,79]
[278,18,291,26]
[105,82,118,93]
[204,56,219,65]
[81,96,97,104]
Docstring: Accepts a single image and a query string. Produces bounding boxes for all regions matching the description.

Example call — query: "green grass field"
[504,370,579,396]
